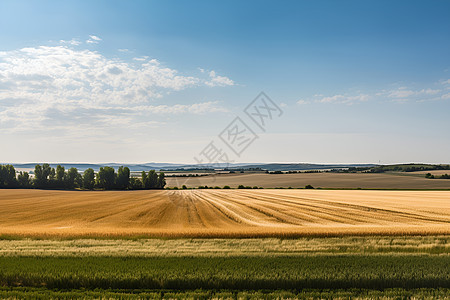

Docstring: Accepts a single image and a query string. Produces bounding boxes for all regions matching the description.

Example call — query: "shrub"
[305,184,314,189]
[223,185,231,189]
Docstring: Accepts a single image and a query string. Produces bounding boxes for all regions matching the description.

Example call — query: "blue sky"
[0,0,449,164]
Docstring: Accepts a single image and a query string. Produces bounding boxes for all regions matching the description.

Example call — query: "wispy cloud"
[316,94,369,104]
[86,35,102,44]
[89,35,102,41]
[296,99,309,105]
[59,38,81,46]
[300,80,450,106]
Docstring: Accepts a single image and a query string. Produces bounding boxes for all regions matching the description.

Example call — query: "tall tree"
[141,171,149,189]
[148,170,158,189]
[49,167,56,181]
[116,166,130,189]
[34,164,51,188]
[97,167,116,190]
[0,165,5,188]
[65,167,79,189]
[129,177,142,190]
[56,165,65,187]
[157,172,166,189]
[17,171,30,188]
[0,165,17,188]
[82,168,95,190]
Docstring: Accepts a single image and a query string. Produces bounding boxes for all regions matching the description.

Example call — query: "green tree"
[116,166,130,189]
[83,168,95,190]
[34,164,52,188]
[141,171,148,189]
[0,165,17,188]
[65,167,80,189]
[97,167,116,190]
[157,172,166,189]
[129,177,143,190]
[17,171,30,188]
[148,170,158,189]
[49,167,56,180]
[56,165,65,187]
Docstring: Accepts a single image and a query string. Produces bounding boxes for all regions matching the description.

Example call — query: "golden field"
[166,172,450,189]
[0,189,449,238]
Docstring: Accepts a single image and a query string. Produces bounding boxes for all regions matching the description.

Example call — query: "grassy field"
[0,236,449,299]
[166,172,450,189]
[1,236,448,256]
[1,256,449,290]
[0,189,449,238]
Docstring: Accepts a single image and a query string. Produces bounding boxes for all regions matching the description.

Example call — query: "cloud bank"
[0,40,234,133]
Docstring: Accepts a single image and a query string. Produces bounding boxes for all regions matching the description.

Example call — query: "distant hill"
[10,162,376,172]
[226,163,377,171]
[11,163,185,172]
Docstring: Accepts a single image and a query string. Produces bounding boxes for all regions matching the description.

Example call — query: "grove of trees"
[0,164,166,190]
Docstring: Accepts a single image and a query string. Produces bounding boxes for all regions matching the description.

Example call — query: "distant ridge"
[9,162,376,172]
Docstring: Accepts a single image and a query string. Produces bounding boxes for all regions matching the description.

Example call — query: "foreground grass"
[0,236,448,256]
[1,256,449,290]
[1,287,450,299]
[1,237,448,298]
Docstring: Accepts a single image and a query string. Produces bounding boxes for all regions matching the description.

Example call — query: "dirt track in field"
[0,189,449,237]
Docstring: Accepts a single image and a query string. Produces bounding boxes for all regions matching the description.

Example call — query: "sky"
[0,0,449,164]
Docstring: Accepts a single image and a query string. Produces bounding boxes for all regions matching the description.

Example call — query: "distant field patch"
[166,172,450,189]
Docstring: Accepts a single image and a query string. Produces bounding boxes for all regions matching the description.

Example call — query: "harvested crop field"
[167,172,450,189]
[0,189,449,238]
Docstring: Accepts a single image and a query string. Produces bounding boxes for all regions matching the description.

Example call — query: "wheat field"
[0,189,449,238]
[167,172,450,189]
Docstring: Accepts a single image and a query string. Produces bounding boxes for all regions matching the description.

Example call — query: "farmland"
[1,189,449,298]
[166,172,450,189]
[0,189,449,237]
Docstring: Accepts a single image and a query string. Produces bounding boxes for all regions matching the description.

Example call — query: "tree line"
[0,164,165,190]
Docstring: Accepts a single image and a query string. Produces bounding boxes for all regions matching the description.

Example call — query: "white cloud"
[59,39,81,46]
[89,35,102,41]
[118,49,129,52]
[86,35,102,44]
[205,70,235,87]
[383,86,444,102]
[133,57,148,61]
[420,88,440,95]
[0,42,233,133]
[387,88,415,98]
[442,93,450,100]
[296,100,308,105]
[135,101,228,114]
[317,94,369,104]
